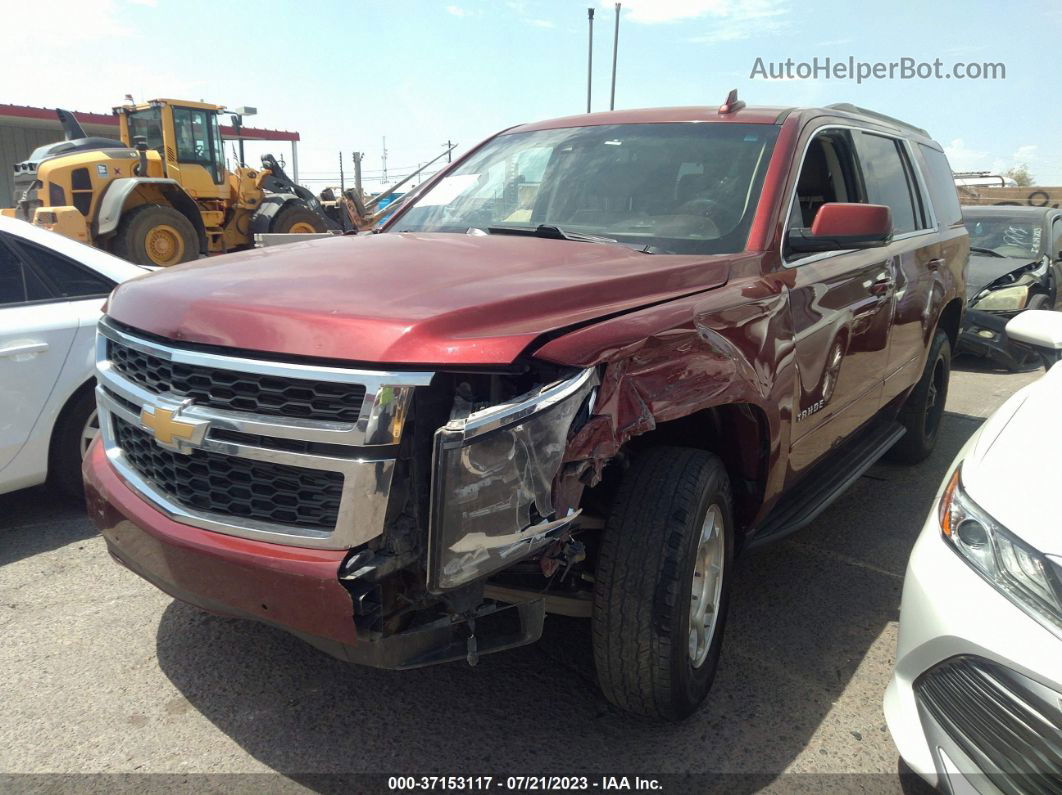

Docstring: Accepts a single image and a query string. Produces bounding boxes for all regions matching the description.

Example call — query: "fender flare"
[95,178,208,255]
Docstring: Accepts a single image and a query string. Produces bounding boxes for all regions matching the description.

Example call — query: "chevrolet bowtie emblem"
[139,402,209,453]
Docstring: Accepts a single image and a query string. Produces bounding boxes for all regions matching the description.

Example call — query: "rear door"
[851,131,942,405]
[784,126,897,476]
[0,236,78,473]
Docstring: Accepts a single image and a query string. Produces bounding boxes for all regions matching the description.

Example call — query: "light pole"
[586,8,595,113]
[610,3,621,110]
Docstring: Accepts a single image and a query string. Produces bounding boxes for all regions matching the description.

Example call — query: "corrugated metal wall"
[0,123,61,208]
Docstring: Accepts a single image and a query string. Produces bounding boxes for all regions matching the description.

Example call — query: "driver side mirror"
[787,203,893,254]
[1005,310,1062,368]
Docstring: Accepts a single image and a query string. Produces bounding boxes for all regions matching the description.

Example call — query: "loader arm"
[258,154,341,231]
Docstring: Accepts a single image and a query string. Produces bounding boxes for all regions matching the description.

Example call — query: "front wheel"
[592,447,734,720]
[271,204,327,234]
[50,388,99,501]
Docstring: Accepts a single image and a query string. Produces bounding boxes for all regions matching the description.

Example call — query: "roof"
[961,204,1060,217]
[509,105,793,132]
[0,102,299,142]
[506,103,933,141]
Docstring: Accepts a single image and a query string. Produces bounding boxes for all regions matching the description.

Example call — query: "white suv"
[0,217,146,497]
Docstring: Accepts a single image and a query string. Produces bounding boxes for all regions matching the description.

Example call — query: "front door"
[782,128,896,476]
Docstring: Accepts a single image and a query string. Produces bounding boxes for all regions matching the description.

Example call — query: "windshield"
[964,213,1044,258]
[391,123,779,254]
[126,108,164,151]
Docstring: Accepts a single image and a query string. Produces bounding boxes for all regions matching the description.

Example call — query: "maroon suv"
[84,98,966,720]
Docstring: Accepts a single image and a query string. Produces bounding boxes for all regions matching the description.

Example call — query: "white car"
[0,216,146,498]
[885,310,1062,793]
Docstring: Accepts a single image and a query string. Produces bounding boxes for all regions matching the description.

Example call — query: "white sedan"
[885,310,1062,792]
[0,216,146,498]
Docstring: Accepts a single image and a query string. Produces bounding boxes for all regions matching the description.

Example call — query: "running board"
[746,421,906,549]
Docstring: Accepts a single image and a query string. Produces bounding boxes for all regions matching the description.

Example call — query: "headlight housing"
[428,368,597,592]
[972,284,1030,312]
[939,467,1062,637]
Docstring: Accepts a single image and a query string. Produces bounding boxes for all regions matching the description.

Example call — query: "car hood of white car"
[962,362,1062,556]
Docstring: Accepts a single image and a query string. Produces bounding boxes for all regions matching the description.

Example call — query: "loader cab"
[117,100,229,200]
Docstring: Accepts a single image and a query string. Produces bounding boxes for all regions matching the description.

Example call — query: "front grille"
[916,656,1062,793]
[114,417,343,530]
[108,339,366,422]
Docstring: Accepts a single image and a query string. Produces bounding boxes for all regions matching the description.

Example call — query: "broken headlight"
[973,284,1030,312]
[427,368,597,592]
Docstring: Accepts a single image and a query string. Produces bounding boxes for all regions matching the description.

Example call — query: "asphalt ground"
[0,355,1042,793]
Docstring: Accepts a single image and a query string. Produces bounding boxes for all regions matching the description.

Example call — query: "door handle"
[926,258,944,271]
[869,273,894,296]
[0,341,49,359]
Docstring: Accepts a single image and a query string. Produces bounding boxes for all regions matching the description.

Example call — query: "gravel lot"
[0,356,1042,791]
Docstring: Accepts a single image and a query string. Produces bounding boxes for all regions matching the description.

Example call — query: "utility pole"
[338,151,345,192]
[352,151,363,195]
[381,136,388,183]
[610,3,621,110]
[442,140,453,163]
[586,8,595,113]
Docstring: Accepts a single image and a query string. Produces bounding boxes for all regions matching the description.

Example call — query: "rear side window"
[0,241,23,305]
[0,237,50,304]
[11,240,113,299]
[854,133,920,234]
[918,144,962,226]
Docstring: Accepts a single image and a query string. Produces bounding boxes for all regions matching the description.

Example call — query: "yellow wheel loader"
[3,100,341,266]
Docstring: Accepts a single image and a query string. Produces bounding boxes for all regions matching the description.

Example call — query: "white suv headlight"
[939,466,1062,637]
[427,368,597,592]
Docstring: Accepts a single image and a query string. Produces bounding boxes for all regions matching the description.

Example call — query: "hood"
[106,232,736,366]
[962,363,1062,554]
[966,253,1035,297]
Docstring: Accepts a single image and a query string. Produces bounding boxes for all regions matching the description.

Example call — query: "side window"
[1053,218,1062,260]
[854,133,919,234]
[0,241,24,305]
[917,144,963,227]
[13,241,113,299]
[0,237,52,305]
[786,130,861,255]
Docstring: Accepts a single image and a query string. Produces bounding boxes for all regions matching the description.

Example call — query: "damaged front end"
[337,364,598,667]
[960,255,1055,369]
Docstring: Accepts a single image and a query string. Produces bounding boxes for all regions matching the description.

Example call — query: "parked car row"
[3,94,1059,789]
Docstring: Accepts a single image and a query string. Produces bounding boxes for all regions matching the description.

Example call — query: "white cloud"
[528,18,555,28]
[4,0,134,44]
[446,5,472,17]
[607,0,790,39]
[605,0,792,43]
[608,0,727,24]
[685,0,791,43]
[127,0,157,6]
[943,138,989,173]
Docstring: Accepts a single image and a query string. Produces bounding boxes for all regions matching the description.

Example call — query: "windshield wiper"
[970,246,1007,258]
[487,224,618,244]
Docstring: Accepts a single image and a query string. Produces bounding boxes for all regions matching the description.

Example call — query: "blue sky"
[4,0,1061,189]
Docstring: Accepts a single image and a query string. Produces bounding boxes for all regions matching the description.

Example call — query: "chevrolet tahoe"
[84,97,967,720]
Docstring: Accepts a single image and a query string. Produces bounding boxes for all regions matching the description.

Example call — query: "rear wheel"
[271,204,327,234]
[886,330,950,464]
[112,204,198,267]
[592,447,734,720]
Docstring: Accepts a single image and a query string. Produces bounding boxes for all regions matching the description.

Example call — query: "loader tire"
[112,204,198,267]
[592,447,734,721]
[271,204,327,234]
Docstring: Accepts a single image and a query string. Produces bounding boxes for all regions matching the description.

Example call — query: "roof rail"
[825,103,928,136]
